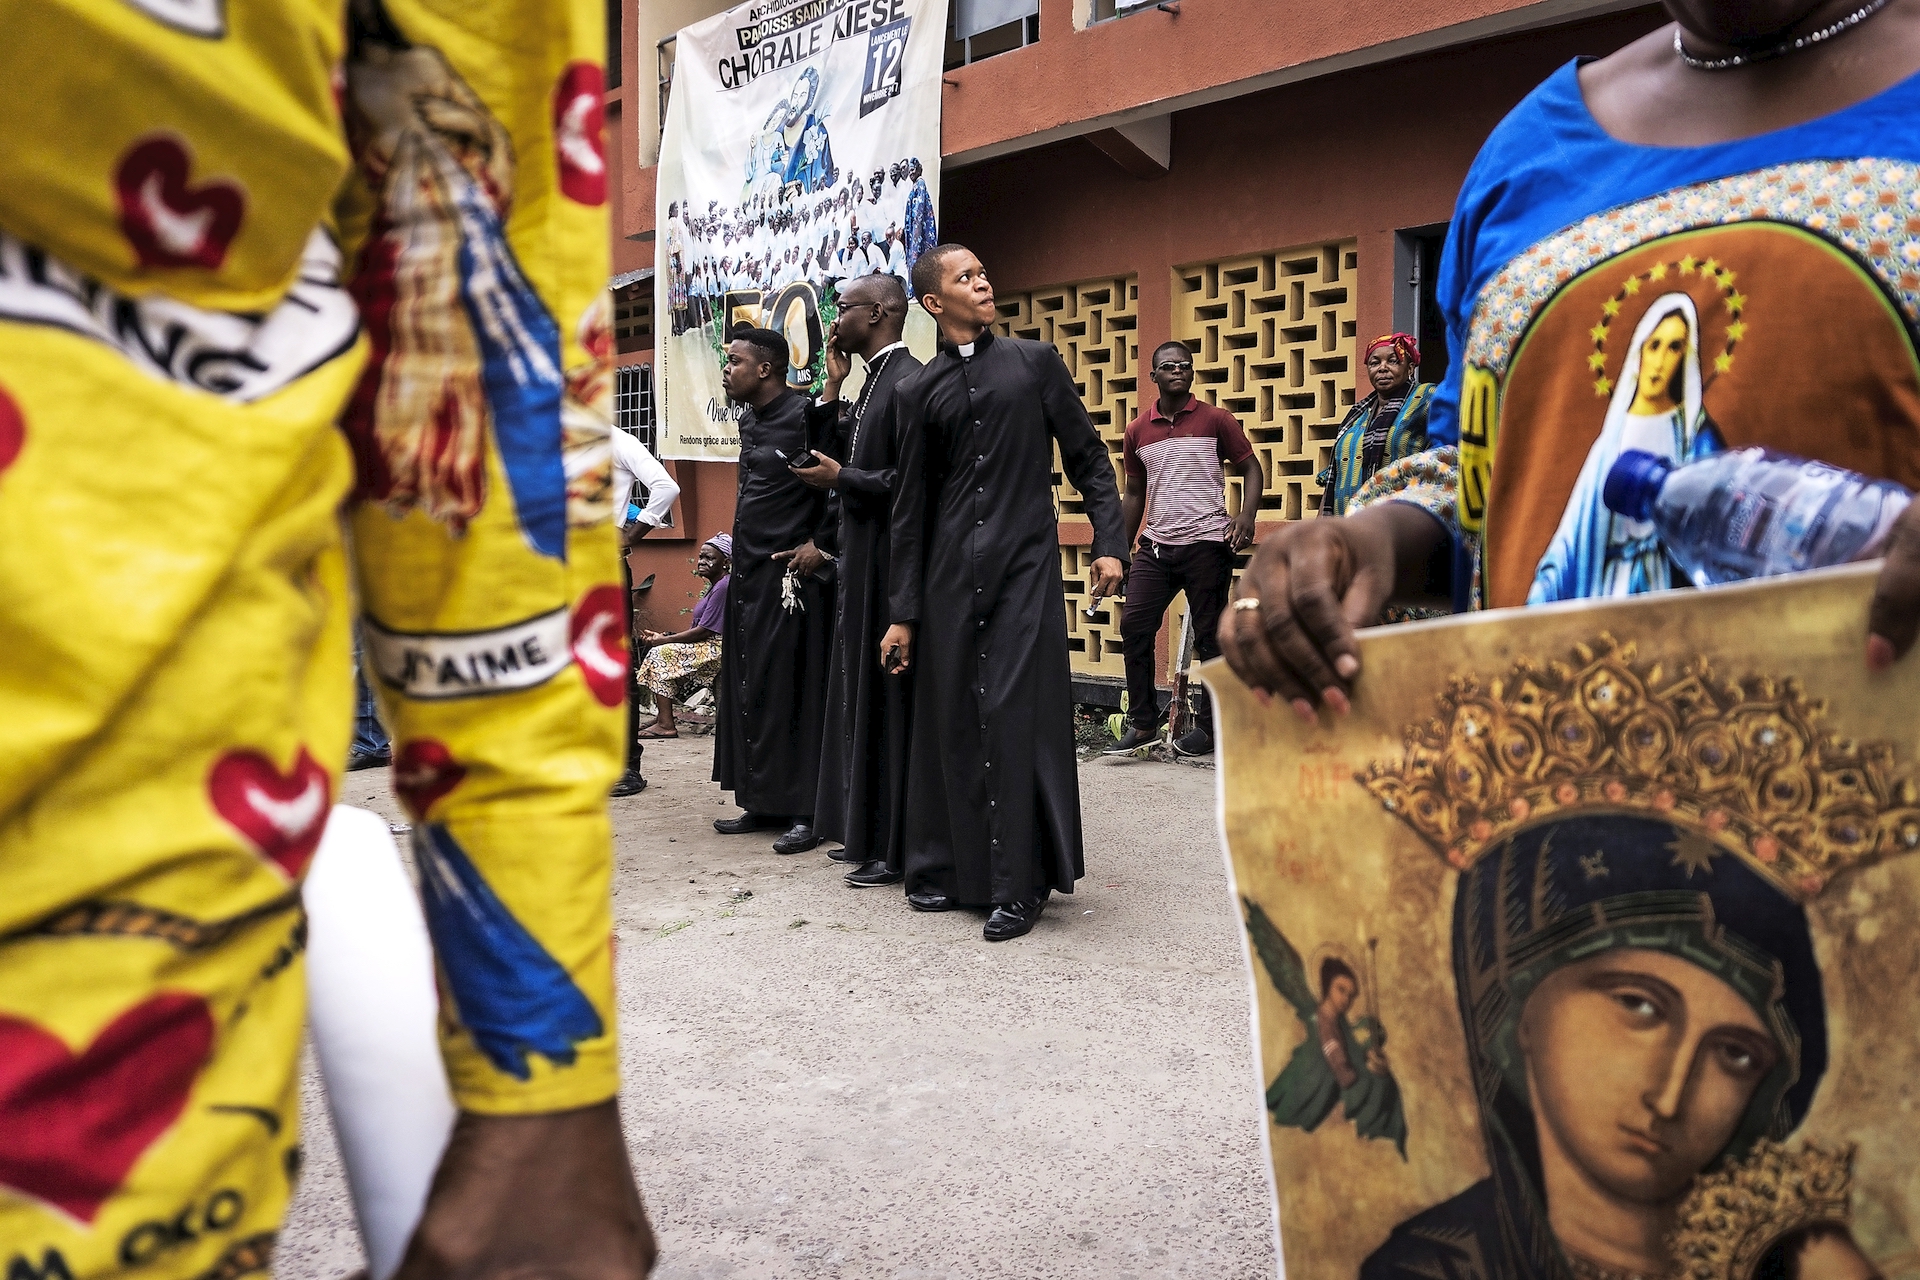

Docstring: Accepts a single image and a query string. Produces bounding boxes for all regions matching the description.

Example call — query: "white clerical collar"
[957,342,975,357]
[871,340,909,360]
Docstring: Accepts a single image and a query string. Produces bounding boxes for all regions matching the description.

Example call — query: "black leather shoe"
[906,891,958,912]
[1171,727,1215,758]
[609,769,648,797]
[826,845,864,863]
[347,749,391,772]
[714,813,783,835]
[1102,724,1159,755]
[983,894,1048,941]
[772,821,819,855]
[845,860,904,887]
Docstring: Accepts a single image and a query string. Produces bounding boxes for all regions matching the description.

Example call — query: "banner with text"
[655,0,945,460]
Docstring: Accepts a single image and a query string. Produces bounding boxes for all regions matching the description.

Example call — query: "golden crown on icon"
[1669,1141,1855,1280]
[1359,635,1920,901]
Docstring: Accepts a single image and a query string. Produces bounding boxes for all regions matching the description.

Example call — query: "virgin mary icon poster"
[1206,564,1920,1280]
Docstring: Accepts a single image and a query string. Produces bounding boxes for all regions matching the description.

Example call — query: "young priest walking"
[883,245,1128,941]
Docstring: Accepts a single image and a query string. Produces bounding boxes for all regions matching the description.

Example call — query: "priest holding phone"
[882,245,1128,941]
[791,274,923,888]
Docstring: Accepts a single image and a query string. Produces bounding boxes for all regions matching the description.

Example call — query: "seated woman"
[635,534,730,739]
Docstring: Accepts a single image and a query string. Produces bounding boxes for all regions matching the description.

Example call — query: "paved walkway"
[278,739,1277,1279]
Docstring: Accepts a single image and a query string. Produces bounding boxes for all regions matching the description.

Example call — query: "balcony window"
[945,0,1038,69]
[612,276,654,355]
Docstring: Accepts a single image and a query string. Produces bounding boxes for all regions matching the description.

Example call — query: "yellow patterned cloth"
[0,1,620,1275]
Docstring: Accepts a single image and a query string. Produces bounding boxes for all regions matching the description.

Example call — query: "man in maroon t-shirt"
[1108,340,1263,756]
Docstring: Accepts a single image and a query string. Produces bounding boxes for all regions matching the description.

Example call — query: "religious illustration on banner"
[654,0,946,460]
[1205,565,1920,1280]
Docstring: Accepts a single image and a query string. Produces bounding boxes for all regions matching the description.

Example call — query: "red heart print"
[0,994,214,1223]
[208,746,332,879]
[571,584,628,708]
[0,384,22,477]
[552,63,607,206]
[114,136,246,270]
[394,739,466,820]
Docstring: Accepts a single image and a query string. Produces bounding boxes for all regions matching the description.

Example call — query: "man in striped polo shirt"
[1108,341,1263,756]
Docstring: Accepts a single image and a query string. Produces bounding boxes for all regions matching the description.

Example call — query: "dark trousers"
[351,629,390,758]
[1119,538,1233,733]
[622,552,642,777]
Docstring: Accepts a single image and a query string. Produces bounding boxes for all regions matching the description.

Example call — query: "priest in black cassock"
[883,245,1128,941]
[792,274,922,888]
[713,327,837,854]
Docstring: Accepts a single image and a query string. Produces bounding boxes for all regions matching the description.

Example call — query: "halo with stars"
[1587,256,1747,400]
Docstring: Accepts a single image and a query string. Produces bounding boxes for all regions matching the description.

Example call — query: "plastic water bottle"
[1602,447,1912,588]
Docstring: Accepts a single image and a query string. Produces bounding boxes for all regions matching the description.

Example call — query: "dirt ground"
[276,737,1278,1280]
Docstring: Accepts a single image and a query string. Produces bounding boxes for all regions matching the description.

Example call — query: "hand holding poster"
[655,0,946,460]
[1206,565,1920,1279]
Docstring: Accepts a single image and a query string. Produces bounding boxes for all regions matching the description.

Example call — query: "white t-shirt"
[610,430,678,529]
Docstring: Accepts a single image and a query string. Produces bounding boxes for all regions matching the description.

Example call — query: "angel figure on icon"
[1243,898,1408,1158]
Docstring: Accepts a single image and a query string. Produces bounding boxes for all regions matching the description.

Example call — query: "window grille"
[615,364,657,456]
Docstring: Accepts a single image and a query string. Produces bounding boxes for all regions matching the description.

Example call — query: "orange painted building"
[608,0,1665,698]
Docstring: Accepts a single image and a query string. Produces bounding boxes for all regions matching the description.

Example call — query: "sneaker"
[1171,727,1214,758]
[1102,724,1159,755]
[610,770,648,797]
[346,749,391,772]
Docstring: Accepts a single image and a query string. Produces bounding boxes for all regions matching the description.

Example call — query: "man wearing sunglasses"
[1108,341,1262,757]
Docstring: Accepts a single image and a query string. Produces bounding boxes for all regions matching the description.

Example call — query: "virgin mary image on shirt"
[1356,637,1914,1280]
[1529,292,1725,603]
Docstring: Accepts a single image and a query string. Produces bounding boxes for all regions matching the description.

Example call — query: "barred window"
[615,364,656,456]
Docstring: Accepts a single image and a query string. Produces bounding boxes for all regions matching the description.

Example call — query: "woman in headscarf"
[1530,293,1724,603]
[1320,334,1437,519]
[634,533,731,739]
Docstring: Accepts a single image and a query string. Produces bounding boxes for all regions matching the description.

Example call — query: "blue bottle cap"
[1603,450,1673,522]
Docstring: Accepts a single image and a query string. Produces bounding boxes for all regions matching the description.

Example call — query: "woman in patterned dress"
[635,534,730,738]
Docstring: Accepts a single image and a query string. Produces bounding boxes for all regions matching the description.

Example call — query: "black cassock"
[890,330,1127,905]
[713,389,837,817]
[814,346,923,866]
